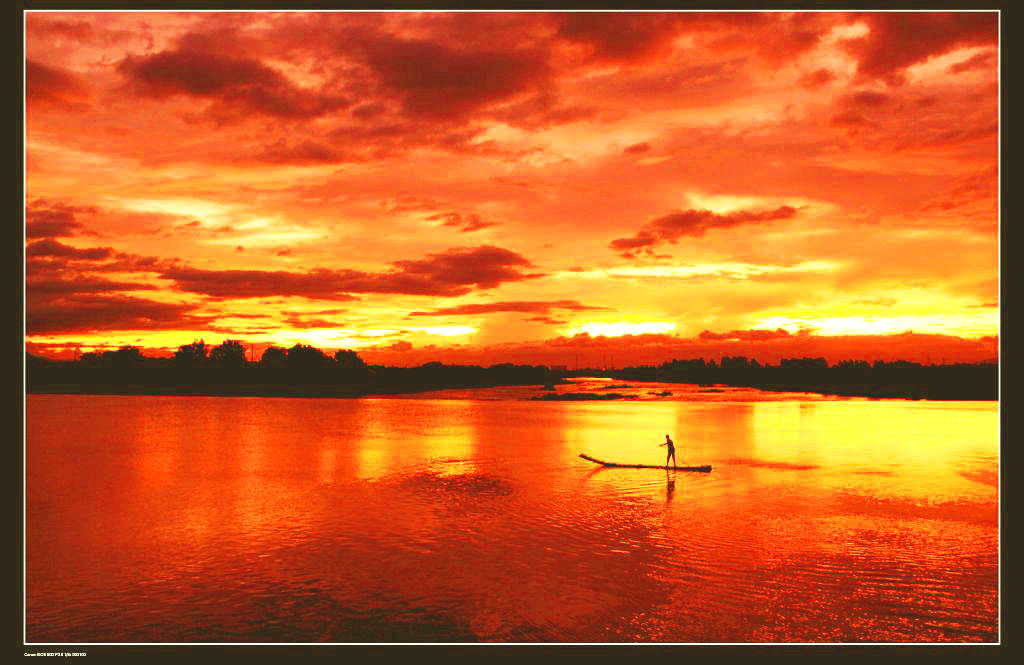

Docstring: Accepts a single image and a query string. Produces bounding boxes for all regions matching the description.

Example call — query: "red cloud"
[26,294,213,335]
[253,139,353,165]
[425,211,498,233]
[26,239,114,261]
[623,142,651,154]
[949,50,997,74]
[610,205,800,255]
[799,68,836,90]
[25,201,95,238]
[388,246,544,292]
[158,246,543,299]
[699,328,792,341]
[555,12,688,63]
[408,300,609,317]
[26,59,91,109]
[352,32,551,120]
[118,49,350,119]
[845,12,998,84]
[27,276,156,297]
[156,266,369,301]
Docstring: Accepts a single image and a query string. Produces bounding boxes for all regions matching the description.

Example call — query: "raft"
[579,453,712,472]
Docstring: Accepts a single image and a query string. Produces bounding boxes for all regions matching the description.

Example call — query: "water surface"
[26,382,998,642]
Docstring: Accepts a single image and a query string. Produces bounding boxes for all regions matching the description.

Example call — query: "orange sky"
[24,11,999,366]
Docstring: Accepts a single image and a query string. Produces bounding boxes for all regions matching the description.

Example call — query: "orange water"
[26,385,998,642]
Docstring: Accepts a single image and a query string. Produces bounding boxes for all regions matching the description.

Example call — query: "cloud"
[844,12,998,84]
[698,328,792,341]
[26,59,91,108]
[118,48,350,120]
[408,300,609,317]
[623,142,651,154]
[799,68,836,90]
[158,246,543,299]
[26,15,135,45]
[351,31,551,120]
[425,212,498,233]
[26,294,212,335]
[610,206,800,256]
[283,316,350,330]
[156,266,368,301]
[25,239,114,261]
[948,49,996,74]
[27,276,157,297]
[25,201,94,238]
[554,13,687,63]
[253,139,352,165]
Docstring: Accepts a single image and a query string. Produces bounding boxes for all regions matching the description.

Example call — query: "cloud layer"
[24,11,998,362]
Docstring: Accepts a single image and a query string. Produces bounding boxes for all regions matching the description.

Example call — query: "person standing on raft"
[660,434,677,468]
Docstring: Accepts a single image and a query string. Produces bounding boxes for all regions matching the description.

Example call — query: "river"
[25,380,999,643]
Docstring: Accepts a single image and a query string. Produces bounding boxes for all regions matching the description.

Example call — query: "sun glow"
[411,326,478,337]
[568,322,678,337]
[753,312,998,338]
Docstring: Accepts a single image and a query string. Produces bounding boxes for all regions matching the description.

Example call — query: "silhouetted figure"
[660,434,676,468]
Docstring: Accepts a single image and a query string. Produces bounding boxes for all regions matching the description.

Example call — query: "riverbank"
[26,379,997,401]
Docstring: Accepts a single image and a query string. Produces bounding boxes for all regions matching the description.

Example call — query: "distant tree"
[174,339,208,368]
[210,340,247,368]
[286,343,332,371]
[111,345,145,369]
[259,346,287,368]
[79,351,103,368]
[333,349,367,371]
[721,356,750,370]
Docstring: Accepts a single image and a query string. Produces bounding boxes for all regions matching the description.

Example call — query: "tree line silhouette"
[25,340,556,397]
[25,342,997,400]
[606,355,998,400]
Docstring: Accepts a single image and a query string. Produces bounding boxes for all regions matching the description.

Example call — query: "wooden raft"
[579,453,712,472]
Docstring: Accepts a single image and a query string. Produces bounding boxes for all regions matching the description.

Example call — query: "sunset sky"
[24,10,999,366]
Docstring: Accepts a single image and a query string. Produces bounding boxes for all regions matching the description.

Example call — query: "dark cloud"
[26,239,114,261]
[525,316,568,325]
[387,246,544,294]
[845,12,998,84]
[948,49,996,74]
[843,91,892,107]
[27,276,157,297]
[425,211,498,233]
[829,110,870,128]
[253,139,352,165]
[408,300,609,317]
[283,316,349,329]
[799,68,836,90]
[26,59,91,108]
[26,15,135,45]
[555,13,688,63]
[623,142,651,154]
[118,49,350,119]
[158,246,543,299]
[25,201,94,238]
[352,32,551,120]
[556,13,833,67]
[156,266,367,301]
[610,205,800,256]
[698,328,792,341]
[26,294,212,335]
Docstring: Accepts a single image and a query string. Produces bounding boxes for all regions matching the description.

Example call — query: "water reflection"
[26,391,998,643]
